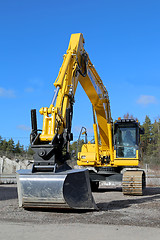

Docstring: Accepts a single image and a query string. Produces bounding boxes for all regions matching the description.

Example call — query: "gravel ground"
[0,184,160,228]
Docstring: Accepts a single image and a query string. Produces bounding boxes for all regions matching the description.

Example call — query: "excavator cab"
[114,119,145,195]
[114,119,140,160]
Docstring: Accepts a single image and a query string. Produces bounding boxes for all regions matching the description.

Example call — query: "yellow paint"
[38,33,141,168]
[93,123,100,163]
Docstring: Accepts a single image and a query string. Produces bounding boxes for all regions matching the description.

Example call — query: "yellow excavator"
[17,33,145,210]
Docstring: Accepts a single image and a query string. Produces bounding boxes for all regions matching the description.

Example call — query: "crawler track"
[122,170,146,195]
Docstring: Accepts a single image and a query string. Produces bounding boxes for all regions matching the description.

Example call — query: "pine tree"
[0,135,2,147]
[6,138,15,153]
[1,139,8,152]
[27,145,34,155]
[14,141,22,153]
[151,118,160,164]
[19,144,25,154]
[141,115,153,155]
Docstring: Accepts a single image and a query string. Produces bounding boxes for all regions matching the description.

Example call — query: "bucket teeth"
[17,169,97,210]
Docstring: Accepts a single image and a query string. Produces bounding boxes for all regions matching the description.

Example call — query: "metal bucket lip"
[17,168,88,175]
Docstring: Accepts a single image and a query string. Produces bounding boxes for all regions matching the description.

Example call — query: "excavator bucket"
[16,168,97,210]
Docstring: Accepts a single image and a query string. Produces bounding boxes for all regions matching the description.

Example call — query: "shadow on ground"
[97,187,160,211]
[0,185,18,201]
[96,186,160,195]
[96,187,122,193]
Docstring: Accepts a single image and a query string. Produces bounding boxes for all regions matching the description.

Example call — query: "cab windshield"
[115,127,137,158]
[116,127,137,147]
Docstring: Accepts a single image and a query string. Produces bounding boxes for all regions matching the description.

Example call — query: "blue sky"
[0,0,160,147]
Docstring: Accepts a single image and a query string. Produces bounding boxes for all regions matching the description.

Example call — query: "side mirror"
[140,127,145,134]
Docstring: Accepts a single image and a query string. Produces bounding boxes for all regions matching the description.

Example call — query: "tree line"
[0,136,33,158]
[0,114,160,166]
[140,115,160,166]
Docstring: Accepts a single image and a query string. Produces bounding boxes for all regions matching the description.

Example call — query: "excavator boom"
[17,33,99,210]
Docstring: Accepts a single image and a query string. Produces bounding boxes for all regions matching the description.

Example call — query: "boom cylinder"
[51,86,60,106]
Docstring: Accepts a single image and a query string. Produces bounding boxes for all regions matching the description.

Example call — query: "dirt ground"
[0,184,160,228]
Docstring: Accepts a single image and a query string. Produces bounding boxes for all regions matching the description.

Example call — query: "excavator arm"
[31,33,113,170]
[29,33,88,170]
